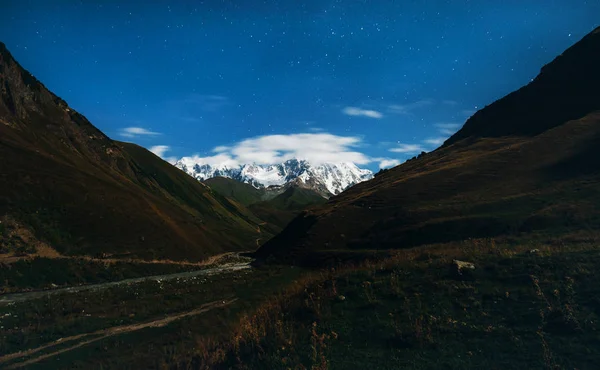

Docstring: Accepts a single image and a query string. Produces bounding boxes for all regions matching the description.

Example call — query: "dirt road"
[0,299,237,368]
[0,258,251,305]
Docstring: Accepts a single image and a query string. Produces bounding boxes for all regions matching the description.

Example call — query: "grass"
[1,101,271,261]
[0,257,200,293]
[2,232,599,369]
[0,264,304,368]
[202,177,328,231]
[203,177,265,206]
[261,187,327,211]
[182,232,600,369]
[255,112,600,263]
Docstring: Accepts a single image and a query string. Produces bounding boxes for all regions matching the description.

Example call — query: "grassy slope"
[0,124,268,261]
[448,25,600,144]
[0,265,304,369]
[256,26,600,264]
[202,176,328,230]
[0,257,197,293]
[0,43,268,262]
[256,112,600,264]
[188,232,600,369]
[203,177,265,206]
[249,186,328,229]
[263,186,328,211]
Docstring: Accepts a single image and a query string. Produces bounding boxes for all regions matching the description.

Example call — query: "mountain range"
[2,25,599,268]
[174,158,373,197]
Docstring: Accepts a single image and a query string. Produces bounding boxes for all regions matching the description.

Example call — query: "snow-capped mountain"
[174,158,373,196]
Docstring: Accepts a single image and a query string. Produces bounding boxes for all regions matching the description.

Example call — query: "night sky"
[1,1,598,170]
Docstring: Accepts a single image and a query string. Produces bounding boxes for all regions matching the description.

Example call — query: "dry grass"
[1,215,251,269]
[171,231,600,369]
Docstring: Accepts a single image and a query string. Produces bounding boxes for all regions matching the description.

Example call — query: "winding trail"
[0,299,237,369]
[0,259,251,305]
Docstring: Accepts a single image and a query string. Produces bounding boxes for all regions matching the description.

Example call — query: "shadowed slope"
[446,26,600,144]
[255,26,600,265]
[0,42,268,261]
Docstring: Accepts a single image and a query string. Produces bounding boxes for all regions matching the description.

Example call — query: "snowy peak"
[174,158,373,196]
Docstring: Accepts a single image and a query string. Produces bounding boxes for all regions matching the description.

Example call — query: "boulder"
[453,260,476,275]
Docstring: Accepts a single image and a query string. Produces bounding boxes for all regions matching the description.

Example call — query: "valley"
[0,4,599,369]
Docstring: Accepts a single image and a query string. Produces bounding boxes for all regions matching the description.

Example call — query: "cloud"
[179,132,372,167]
[212,145,231,153]
[342,106,383,119]
[378,158,401,169]
[461,109,477,116]
[150,145,170,158]
[423,137,446,146]
[439,129,455,135]
[184,94,230,112]
[442,100,458,106]
[434,122,461,136]
[119,127,161,138]
[389,143,426,154]
[149,145,178,164]
[434,123,461,129]
[388,99,435,115]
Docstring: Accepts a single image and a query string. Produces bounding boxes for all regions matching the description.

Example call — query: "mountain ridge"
[0,41,269,261]
[255,26,600,265]
[175,158,373,197]
[446,25,600,145]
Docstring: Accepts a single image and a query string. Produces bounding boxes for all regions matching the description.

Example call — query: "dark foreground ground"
[1,229,599,369]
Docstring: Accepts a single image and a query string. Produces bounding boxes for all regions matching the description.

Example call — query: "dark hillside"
[446,26,600,144]
[256,27,600,265]
[0,42,267,261]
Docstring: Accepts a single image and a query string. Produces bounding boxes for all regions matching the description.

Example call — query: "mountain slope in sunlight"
[203,177,265,206]
[0,42,269,261]
[203,176,327,231]
[248,185,328,230]
[255,26,600,264]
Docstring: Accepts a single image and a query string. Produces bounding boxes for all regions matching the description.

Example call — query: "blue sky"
[1,0,598,170]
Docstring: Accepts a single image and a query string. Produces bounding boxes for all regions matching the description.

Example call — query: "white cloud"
[342,106,383,119]
[434,123,461,129]
[180,153,239,168]
[183,94,230,112]
[180,133,373,167]
[461,109,477,116]
[212,145,231,153]
[434,122,461,136]
[423,137,446,146]
[378,158,401,169]
[388,99,434,115]
[119,127,161,138]
[149,145,178,164]
[442,100,458,106]
[439,129,455,135]
[389,143,426,154]
[150,145,170,157]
